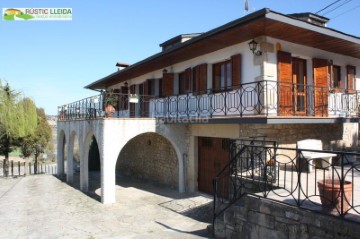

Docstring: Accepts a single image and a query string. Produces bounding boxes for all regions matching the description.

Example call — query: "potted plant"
[104,90,117,117]
[317,177,352,214]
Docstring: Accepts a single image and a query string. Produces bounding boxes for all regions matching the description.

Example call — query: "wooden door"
[198,137,229,197]
[313,58,329,116]
[292,58,307,115]
[278,51,294,116]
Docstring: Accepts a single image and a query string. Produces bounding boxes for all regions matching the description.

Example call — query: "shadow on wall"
[115,132,179,189]
[89,135,100,171]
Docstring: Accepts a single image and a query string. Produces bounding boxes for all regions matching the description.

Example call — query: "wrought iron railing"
[213,140,360,226]
[58,81,360,121]
[57,93,154,120]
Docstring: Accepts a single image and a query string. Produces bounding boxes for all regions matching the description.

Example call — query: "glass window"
[332,65,341,89]
[178,72,186,95]
[213,60,232,91]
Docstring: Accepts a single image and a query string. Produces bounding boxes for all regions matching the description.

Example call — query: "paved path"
[0,175,212,239]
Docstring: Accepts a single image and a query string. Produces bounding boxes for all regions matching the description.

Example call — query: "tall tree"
[19,98,38,174]
[0,81,29,176]
[33,108,52,173]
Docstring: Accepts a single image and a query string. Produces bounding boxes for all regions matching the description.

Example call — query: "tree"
[19,97,38,174]
[32,108,52,173]
[0,81,31,176]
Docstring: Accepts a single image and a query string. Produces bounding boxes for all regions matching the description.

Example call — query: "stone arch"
[80,129,102,193]
[116,132,181,190]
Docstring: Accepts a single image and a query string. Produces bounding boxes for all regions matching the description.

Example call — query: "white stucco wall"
[110,36,359,94]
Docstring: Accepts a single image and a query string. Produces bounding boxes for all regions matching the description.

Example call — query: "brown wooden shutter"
[277,51,293,116]
[162,73,174,97]
[193,65,199,92]
[199,63,207,93]
[313,58,329,116]
[185,68,191,93]
[231,54,241,88]
[347,65,356,92]
[192,64,208,93]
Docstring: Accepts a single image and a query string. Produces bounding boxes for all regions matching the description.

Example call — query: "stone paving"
[0,175,212,239]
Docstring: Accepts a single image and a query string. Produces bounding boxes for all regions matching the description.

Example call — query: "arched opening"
[88,135,101,199]
[116,132,179,191]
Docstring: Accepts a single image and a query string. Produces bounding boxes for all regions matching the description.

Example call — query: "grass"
[16,14,34,20]
[9,148,22,157]
[3,15,14,21]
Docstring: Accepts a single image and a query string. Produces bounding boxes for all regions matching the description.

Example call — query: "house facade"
[57,9,360,204]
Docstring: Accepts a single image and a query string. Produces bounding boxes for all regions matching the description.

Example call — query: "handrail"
[57,80,360,121]
[213,141,360,230]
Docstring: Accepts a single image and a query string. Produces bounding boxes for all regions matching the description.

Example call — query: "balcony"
[58,80,360,123]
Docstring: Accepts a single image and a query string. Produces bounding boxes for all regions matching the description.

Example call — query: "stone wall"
[116,132,178,188]
[239,123,344,149]
[191,123,355,150]
[215,195,360,239]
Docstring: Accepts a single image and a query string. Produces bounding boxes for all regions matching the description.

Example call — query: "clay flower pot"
[317,179,352,214]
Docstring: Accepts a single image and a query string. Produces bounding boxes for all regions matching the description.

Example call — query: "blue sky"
[1,0,359,115]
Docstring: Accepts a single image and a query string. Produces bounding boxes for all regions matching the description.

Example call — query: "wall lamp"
[248,39,262,56]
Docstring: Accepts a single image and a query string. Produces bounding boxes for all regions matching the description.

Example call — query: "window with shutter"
[231,54,241,89]
[212,60,232,92]
[185,67,191,93]
[347,65,356,93]
[331,65,341,90]
[147,79,155,96]
[313,58,329,116]
[162,73,174,97]
[193,64,207,93]
[277,51,293,116]
[178,72,186,95]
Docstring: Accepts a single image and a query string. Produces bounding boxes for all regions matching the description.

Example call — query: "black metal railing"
[213,140,360,226]
[58,81,360,121]
[58,92,154,120]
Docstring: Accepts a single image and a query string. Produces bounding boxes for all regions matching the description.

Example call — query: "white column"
[57,133,64,177]
[101,152,116,204]
[79,143,88,192]
[66,138,74,184]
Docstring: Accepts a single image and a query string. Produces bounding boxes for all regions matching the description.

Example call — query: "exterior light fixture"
[124,82,128,87]
[76,107,80,113]
[163,69,168,74]
[248,39,262,56]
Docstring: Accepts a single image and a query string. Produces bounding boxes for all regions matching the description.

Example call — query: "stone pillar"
[57,131,65,177]
[101,153,116,204]
[187,136,197,193]
[66,136,74,184]
[79,142,88,192]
